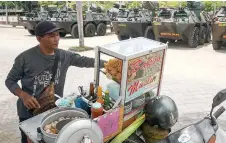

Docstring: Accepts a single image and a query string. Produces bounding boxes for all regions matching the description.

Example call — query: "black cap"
[35,21,61,37]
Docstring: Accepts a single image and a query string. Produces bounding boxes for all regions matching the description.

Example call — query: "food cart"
[19,37,167,143]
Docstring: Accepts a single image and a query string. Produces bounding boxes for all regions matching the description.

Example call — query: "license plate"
[218,23,226,26]
[118,24,127,27]
[160,33,180,36]
[154,22,161,25]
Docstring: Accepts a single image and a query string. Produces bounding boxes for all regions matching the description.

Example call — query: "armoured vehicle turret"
[108,3,127,21]
[116,9,130,22]
[152,1,212,48]
[211,7,226,50]
[111,1,160,41]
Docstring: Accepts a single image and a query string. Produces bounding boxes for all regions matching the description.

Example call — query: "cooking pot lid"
[55,118,103,143]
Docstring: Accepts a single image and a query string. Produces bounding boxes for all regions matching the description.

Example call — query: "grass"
[68,46,94,52]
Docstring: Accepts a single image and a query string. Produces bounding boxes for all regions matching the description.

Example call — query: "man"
[5,21,105,143]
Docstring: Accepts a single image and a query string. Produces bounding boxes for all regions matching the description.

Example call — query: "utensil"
[78,86,87,96]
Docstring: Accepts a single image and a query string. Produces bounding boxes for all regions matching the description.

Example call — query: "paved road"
[1,26,226,142]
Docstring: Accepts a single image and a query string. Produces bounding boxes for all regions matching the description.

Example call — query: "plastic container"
[91,102,103,119]
[74,97,91,115]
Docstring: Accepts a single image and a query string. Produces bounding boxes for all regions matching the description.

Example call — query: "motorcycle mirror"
[212,88,226,109]
[210,89,226,127]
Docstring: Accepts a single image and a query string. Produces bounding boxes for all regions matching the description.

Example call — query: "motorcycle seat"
[157,124,205,143]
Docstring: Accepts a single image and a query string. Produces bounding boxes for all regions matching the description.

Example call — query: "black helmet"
[145,95,178,129]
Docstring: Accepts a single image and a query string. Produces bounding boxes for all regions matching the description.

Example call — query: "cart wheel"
[71,24,79,38]
[84,23,96,37]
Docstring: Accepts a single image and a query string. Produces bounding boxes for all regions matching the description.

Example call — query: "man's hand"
[21,93,40,109]
[15,88,40,109]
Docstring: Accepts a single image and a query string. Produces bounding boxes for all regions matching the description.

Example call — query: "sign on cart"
[126,50,164,102]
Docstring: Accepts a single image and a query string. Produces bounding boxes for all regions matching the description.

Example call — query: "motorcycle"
[157,88,226,143]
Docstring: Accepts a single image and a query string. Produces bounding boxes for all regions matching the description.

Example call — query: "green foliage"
[0,1,16,8]
[38,1,57,7]
[1,1,226,13]
[125,1,142,9]
[80,1,116,11]
[158,1,187,8]
[202,1,226,12]
[94,1,116,10]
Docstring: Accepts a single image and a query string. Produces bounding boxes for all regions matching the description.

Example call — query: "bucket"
[142,121,169,143]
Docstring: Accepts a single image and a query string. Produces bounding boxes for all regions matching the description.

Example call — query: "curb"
[0,24,24,29]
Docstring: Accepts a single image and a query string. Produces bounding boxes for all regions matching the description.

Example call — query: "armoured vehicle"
[108,3,127,21]
[112,8,154,41]
[212,7,226,50]
[52,11,111,38]
[21,11,49,35]
[152,2,212,48]
[21,5,59,35]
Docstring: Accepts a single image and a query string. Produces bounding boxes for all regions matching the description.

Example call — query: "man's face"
[37,31,60,50]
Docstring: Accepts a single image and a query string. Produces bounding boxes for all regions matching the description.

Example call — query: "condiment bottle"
[104,90,111,110]
[89,82,95,99]
[91,102,103,119]
[96,86,104,105]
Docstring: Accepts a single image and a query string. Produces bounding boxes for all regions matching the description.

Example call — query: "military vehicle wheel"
[97,23,107,36]
[28,30,35,35]
[59,32,67,37]
[118,35,130,41]
[85,23,96,37]
[71,24,79,38]
[212,41,222,50]
[199,26,206,45]
[144,26,155,40]
[160,38,168,43]
[188,27,199,48]
[205,25,211,43]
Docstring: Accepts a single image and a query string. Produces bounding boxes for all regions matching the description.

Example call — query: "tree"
[158,1,186,8]
[125,1,142,9]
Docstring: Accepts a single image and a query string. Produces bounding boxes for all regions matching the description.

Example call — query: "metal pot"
[40,107,89,143]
